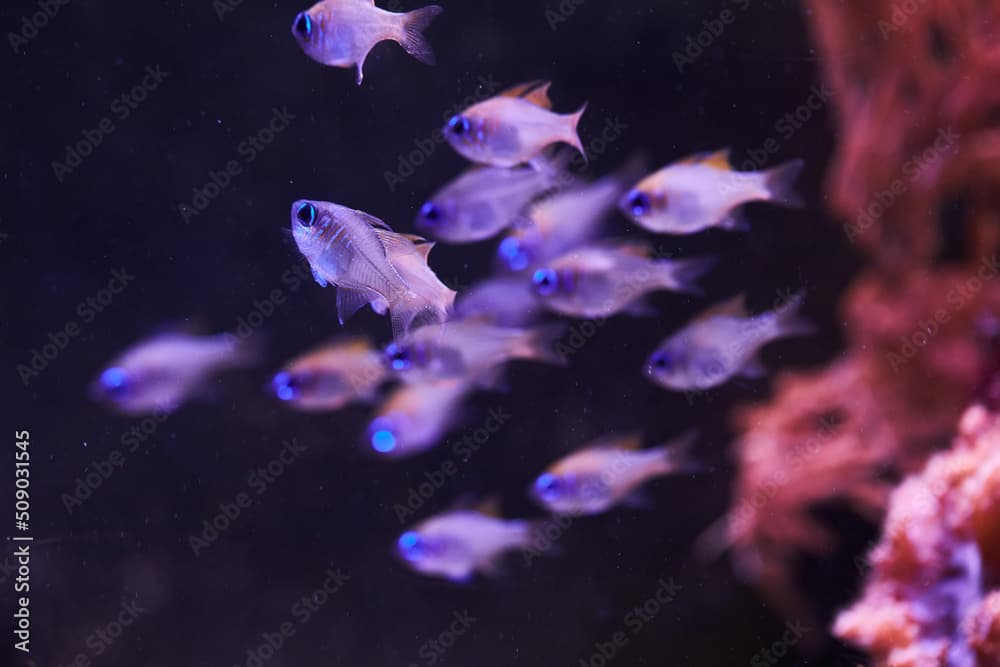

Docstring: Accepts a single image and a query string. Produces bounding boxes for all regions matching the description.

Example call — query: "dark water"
[5,0,867,665]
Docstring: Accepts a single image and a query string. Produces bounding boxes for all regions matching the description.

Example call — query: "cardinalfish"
[497,155,643,272]
[384,320,565,385]
[619,149,804,234]
[271,338,388,412]
[454,275,545,327]
[645,291,814,391]
[530,432,701,516]
[531,241,715,319]
[90,332,259,416]
[397,498,543,582]
[291,199,456,339]
[291,0,443,84]
[366,378,472,458]
[444,80,587,168]
[415,155,568,244]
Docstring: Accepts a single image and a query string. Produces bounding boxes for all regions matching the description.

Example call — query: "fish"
[645,291,814,391]
[271,337,388,412]
[619,149,804,234]
[443,80,587,168]
[366,378,471,458]
[397,498,540,581]
[89,332,260,416]
[384,320,565,385]
[531,241,715,319]
[291,199,456,339]
[496,156,641,272]
[291,0,443,84]
[454,275,544,327]
[530,432,700,516]
[414,157,568,244]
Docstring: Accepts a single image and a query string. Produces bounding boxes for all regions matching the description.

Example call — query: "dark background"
[2,0,870,665]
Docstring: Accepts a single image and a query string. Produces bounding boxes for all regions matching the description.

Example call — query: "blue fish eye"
[627,191,651,217]
[99,367,129,394]
[385,343,411,371]
[296,202,317,227]
[398,531,423,560]
[498,237,529,272]
[419,202,442,225]
[369,417,397,453]
[447,115,470,136]
[650,351,674,372]
[293,12,312,38]
[534,473,562,500]
[271,371,298,401]
[532,268,559,296]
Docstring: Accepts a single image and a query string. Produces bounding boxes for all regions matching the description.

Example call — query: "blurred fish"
[496,156,642,272]
[454,275,544,327]
[531,241,715,318]
[415,157,568,243]
[271,338,388,412]
[619,149,804,234]
[444,80,587,167]
[397,498,539,581]
[291,199,455,339]
[385,320,564,385]
[291,0,443,84]
[366,378,471,458]
[645,291,813,391]
[90,332,259,416]
[530,432,700,516]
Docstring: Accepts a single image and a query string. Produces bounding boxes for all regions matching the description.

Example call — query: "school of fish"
[89,4,814,583]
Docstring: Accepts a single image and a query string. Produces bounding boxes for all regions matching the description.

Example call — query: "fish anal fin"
[336,287,375,324]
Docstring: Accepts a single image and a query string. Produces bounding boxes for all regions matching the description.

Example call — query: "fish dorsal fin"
[605,239,651,258]
[697,293,748,321]
[589,432,643,452]
[473,495,503,517]
[373,228,418,256]
[500,80,553,109]
[680,148,732,171]
[338,337,372,353]
[411,240,435,262]
[355,209,393,232]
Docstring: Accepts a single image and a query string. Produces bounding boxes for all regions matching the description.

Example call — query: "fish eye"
[397,531,424,561]
[419,202,442,226]
[534,473,562,500]
[295,202,317,227]
[627,191,652,217]
[271,371,302,401]
[650,351,674,372]
[293,12,312,38]
[498,237,530,272]
[368,417,397,454]
[99,367,129,395]
[447,115,470,136]
[532,268,559,296]
[385,343,411,371]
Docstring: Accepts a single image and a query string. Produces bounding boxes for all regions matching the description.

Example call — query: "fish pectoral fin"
[336,286,376,325]
[311,268,329,287]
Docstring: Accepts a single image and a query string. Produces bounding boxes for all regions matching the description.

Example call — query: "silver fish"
[272,338,388,412]
[443,80,587,167]
[531,241,715,318]
[384,320,564,385]
[397,499,539,582]
[291,199,455,339]
[90,332,259,416]
[292,0,443,84]
[645,291,813,391]
[619,149,804,234]
[366,377,471,458]
[415,158,567,243]
[530,432,700,516]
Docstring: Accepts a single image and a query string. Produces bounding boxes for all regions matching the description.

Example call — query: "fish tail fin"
[563,102,589,163]
[517,519,563,559]
[762,158,805,208]
[653,255,716,295]
[397,5,444,66]
[221,332,265,368]
[514,323,568,366]
[646,430,705,478]
[770,290,815,340]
